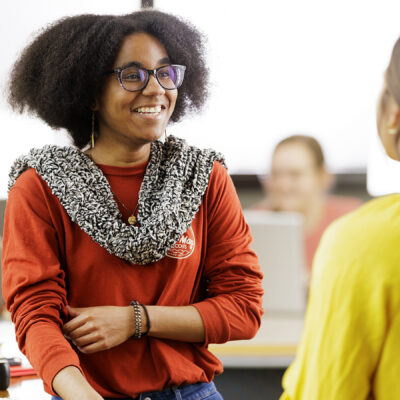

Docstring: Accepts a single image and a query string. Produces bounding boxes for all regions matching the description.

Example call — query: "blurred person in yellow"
[280,38,400,400]
[254,135,362,271]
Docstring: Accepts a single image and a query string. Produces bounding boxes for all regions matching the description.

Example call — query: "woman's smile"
[131,104,166,120]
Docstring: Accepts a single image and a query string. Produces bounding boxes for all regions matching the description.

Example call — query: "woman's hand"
[63,306,135,353]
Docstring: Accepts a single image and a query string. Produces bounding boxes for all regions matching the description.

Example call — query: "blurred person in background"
[280,37,400,399]
[254,135,362,271]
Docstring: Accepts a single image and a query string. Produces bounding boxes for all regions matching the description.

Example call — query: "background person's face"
[267,143,325,213]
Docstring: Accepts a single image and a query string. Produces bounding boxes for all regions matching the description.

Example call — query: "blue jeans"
[52,381,223,400]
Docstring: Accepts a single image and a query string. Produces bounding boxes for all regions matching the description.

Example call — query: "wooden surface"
[0,376,50,399]
[209,314,304,367]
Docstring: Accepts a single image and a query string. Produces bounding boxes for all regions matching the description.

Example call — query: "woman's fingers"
[62,305,135,353]
[66,321,96,340]
[77,341,107,354]
[72,330,112,353]
[63,312,90,335]
[67,305,90,318]
[72,331,102,348]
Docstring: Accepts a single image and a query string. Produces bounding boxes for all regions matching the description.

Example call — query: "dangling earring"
[91,112,95,148]
[388,112,400,135]
[164,129,167,142]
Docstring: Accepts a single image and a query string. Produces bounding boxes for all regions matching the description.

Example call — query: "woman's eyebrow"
[119,57,171,69]
[119,61,142,69]
[158,57,171,65]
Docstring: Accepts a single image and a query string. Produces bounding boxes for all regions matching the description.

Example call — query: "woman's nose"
[276,176,295,193]
[142,74,165,96]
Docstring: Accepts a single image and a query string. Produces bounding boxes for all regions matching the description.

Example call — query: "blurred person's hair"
[274,135,325,170]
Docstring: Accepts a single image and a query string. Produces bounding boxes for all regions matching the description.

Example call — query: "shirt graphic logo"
[166,227,195,259]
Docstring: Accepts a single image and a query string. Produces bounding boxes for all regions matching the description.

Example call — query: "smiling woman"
[2,9,263,400]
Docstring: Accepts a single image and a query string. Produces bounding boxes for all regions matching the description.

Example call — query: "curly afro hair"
[7,10,209,148]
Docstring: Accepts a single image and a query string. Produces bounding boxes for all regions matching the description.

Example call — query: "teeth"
[135,106,162,113]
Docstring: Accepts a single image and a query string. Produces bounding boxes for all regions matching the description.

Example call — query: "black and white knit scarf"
[8,135,226,265]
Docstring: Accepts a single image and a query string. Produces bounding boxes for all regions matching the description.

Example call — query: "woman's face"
[267,143,326,213]
[376,85,400,161]
[95,32,177,147]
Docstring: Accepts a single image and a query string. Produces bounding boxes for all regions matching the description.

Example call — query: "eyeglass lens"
[120,65,184,91]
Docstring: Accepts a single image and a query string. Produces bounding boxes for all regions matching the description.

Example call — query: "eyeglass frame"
[106,63,186,92]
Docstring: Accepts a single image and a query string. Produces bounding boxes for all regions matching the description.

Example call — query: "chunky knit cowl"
[8,135,226,265]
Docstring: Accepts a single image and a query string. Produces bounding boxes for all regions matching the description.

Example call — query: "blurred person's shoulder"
[250,200,271,211]
[324,194,364,217]
[314,194,400,284]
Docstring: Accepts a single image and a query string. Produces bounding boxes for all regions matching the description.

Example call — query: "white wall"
[1,1,400,197]
[157,0,400,175]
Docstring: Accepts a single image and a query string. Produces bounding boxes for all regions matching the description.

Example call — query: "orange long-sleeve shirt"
[2,160,263,398]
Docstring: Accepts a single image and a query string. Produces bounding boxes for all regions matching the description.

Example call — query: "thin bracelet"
[130,300,142,339]
[140,303,151,336]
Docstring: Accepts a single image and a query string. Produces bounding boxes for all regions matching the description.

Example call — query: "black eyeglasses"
[107,64,186,92]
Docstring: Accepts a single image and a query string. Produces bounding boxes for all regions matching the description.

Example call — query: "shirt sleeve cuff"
[193,299,231,346]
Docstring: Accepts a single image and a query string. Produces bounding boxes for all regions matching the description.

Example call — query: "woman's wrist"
[142,305,205,342]
[52,366,103,400]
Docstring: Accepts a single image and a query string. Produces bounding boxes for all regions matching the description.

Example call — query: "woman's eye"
[124,73,140,81]
[158,71,170,78]
[122,68,145,81]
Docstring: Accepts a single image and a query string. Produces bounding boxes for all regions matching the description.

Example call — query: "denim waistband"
[52,381,218,400]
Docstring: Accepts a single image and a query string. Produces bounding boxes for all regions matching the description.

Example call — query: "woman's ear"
[388,108,400,133]
[380,96,400,161]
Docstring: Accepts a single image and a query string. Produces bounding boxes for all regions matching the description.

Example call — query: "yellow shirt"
[280,194,400,400]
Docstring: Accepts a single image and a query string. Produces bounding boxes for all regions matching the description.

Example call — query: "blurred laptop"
[244,210,307,316]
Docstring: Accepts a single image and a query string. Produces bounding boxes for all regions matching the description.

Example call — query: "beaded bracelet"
[130,301,151,338]
[130,300,142,339]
